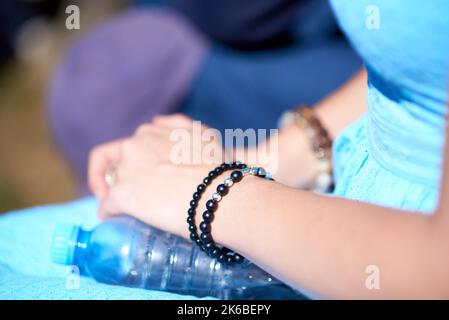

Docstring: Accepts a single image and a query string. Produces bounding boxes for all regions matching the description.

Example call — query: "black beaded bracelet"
[199,166,273,266]
[187,162,247,252]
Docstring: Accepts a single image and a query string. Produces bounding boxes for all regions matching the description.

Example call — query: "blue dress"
[330,0,449,213]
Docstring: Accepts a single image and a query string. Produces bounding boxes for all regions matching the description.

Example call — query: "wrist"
[278,124,318,186]
[209,174,267,251]
[276,107,334,192]
[193,164,273,255]
[188,162,272,264]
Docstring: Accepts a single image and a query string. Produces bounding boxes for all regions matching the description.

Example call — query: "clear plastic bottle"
[51,214,304,299]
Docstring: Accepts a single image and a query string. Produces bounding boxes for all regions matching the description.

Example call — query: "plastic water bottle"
[51,214,304,299]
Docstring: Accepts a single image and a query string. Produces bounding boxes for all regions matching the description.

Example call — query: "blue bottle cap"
[51,224,80,265]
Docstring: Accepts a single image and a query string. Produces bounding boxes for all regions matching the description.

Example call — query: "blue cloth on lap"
[0,197,206,300]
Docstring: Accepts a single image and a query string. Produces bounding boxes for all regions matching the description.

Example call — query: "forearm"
[314,68,368,139]
[211,176,448,299]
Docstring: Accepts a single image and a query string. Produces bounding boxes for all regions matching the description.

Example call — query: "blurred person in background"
[49,0,361,193]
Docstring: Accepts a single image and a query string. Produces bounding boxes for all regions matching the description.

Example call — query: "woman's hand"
[88,111,316,239]
[88,114,220,238]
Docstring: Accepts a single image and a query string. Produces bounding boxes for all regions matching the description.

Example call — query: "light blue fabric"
[330,0,449,213]
[0,197,205,300]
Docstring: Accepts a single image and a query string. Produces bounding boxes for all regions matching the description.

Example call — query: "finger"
[88,140,123,199]
[134,123,167,136]
[152,113,194,129]
[152,114,214,141]
[97,186,124,220]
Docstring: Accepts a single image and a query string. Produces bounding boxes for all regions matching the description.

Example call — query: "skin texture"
[89,69,449,298]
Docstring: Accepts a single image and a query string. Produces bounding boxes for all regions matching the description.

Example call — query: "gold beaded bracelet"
[278,106,334,193]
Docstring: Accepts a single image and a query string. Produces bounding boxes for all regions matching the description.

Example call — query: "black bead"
[214,167,223,175]
[188,224,196,232]
[197,184,206,193]
[203,177,211,185]
[233,254,244,264]
[232,161,245,169]
[220,163,229,170]
[192,192,201,201]
[208,171,216,178]
[195,238,203,247]
[202,210,214,222]
[190,200,198,208]
[225,255,235,266]
[210,248,221,258]
[206,199,217,212]
[190,232,198,241]
[186,216,193,224]
[217,253,225,263]
[200,232,212,243]
[188,208,195,216]
[216,184,229,196]
[199,221,210,232]
[230,170,243,182]
[204,241,216,253]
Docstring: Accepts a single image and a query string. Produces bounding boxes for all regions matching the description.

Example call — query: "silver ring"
[104,165,117,187]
